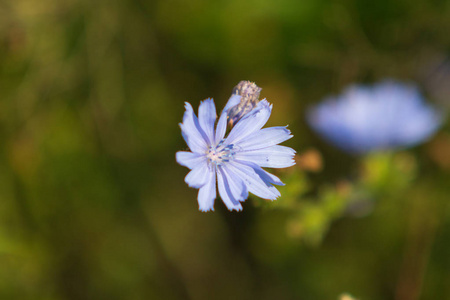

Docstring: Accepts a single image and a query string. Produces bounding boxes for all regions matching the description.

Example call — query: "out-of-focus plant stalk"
[395,185,444,300]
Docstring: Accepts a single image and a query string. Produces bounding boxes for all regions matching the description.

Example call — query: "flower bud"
[228,81,262,127]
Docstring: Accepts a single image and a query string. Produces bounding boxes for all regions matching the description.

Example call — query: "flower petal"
[225,100,272,146]
[185,162,210,188]
[215,107,229,145]
[198,99,217,145]
[217,167,243,211]
[237,160,285,186]
[237,126,293,150]
[223,94,242,112]
[235,145,296,168]
[258,169,284,186]
[227,160,281,200]
[198,168,216,212]
[180,102,208,153]
[220,165,249,202]
[176,151,205,169]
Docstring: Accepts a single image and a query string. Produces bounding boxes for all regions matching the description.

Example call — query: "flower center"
[206,140,235,166]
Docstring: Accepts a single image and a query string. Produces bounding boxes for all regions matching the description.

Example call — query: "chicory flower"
[307,80,443,154]
[176,96,295,212]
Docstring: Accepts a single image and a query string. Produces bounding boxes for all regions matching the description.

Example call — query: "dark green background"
[0,0,449,299]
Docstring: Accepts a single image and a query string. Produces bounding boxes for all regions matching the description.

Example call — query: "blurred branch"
[395,186,442,300]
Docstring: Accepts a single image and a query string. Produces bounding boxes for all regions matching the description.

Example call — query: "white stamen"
[206,140,235,166]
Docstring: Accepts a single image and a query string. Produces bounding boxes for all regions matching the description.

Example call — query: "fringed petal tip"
[182,102,193,117]
[257,99,272,115]
[228,205,243,212]
[199,207,215,212]
[259,98,271,106]
[284,125,294,139]
[198,98,215,111]
[199,202,243,212]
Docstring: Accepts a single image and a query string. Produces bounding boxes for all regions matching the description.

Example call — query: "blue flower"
[176,96,295,212]
[307,80,443,154]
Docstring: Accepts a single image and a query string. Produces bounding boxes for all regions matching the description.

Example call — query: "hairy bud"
[228,81,262,127]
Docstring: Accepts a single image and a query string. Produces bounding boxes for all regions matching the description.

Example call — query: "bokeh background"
[1,0,450,299]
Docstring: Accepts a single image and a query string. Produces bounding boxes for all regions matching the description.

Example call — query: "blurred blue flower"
[307,80,443,154]
[176,97,295,212]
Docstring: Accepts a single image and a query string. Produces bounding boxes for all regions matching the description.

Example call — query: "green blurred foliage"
[0,0,449,299]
